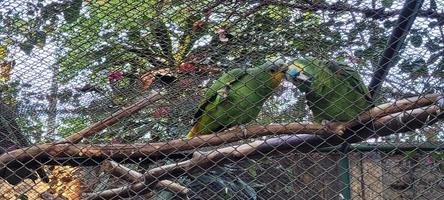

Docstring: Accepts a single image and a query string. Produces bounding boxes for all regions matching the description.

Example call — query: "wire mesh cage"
[0,0,443,199]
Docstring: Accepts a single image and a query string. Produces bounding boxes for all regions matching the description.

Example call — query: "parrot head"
[286,61,311,89]
[259,58,290,87]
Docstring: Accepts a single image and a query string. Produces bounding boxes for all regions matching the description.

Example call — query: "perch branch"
[0,94,441,168]
[0,123,329,167]
[91,102,444,199]
[347,93,442,128]
[58,91,161,144]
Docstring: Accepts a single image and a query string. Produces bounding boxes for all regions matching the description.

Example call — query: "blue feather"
[287,67,300,79]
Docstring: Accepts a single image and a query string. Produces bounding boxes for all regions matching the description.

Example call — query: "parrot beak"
[295,73,310,82]
[280,65,289,73]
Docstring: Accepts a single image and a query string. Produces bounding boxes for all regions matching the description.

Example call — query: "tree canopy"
[0,0,443,157]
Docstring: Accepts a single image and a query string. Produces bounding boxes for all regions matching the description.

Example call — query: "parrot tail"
[187,126,199,138]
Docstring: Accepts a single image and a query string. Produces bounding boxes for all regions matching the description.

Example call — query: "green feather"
[188,61,284,137]
[293,58,373,122]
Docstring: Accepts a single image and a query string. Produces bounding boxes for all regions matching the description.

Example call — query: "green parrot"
[187,59,288,137]
[286,57,373,123]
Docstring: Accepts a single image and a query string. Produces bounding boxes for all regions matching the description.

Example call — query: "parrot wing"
[326,60,373,105]
[191,68,248,126]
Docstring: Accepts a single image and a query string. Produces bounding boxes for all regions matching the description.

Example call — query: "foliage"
[0,0,442,144]
[0,0,443,197]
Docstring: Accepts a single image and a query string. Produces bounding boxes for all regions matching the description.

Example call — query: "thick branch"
[368,0,425,98]
[0,123,329,167]
[94,102,443,199]
[59,91,161,144]
[0,94,441,168]
[101,160,143,183]
[348,93,442,128]
[88,160,188,199]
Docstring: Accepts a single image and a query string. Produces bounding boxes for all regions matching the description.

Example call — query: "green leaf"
[428,21,439,28]
[430,0,437,10]
[18,42,34,55]
[431,152,444,160]
[404,150,417,160]
[400,58,428,78]
[63,0,82,24]
[382,0,394,7]
[425,39,442,52]
[410,34,423,47]
[383,20,395,28]
[153,21,173,61]
[18,194,28,200]
[30,31,47,47]
[247,163,257,177]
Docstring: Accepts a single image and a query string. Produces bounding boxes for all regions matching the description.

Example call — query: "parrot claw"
[321,120,329,126]
[239,125,248,137]
[322,120,346,135]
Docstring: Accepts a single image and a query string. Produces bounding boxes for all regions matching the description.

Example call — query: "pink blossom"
[217,28,229,42]
[152,107,171,118]
[108,71,124,81]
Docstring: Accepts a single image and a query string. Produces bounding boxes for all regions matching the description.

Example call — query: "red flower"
[179,62,196,73]
[192,20,205,32]
[108,71,124,81]
[216,28,229,42]
[152,107,171,118]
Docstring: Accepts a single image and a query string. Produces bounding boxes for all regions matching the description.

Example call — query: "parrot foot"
[239,125,248,137]
[321,120,346,135]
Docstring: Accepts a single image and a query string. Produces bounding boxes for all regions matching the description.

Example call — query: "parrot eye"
[268,65,280,73]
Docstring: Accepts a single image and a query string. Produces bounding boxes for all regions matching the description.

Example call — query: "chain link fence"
[0,0,443,199]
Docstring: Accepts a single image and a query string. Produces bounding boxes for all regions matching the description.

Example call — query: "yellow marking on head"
[290,63,305,72]
[271,72,284,87]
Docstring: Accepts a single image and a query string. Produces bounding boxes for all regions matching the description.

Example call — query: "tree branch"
[58,91,161,144]
[347,93,441,128]
[0,93,441,198]
[0,123,330,167]
[89,100,443,199]
[85,160,188,199]
[100,160,143,183]
[0,94,440,168]
[368,0,425,98]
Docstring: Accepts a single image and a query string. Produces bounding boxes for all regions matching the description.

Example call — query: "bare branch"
[0,123,329,167]
[91,101,443,199]
[0,94,440,168]
[90,160,188,199]
[101,160,143,183]
[59,91,161,144]
[86,180,188,200]
[368,0,425,98]
[348,93,442,128]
